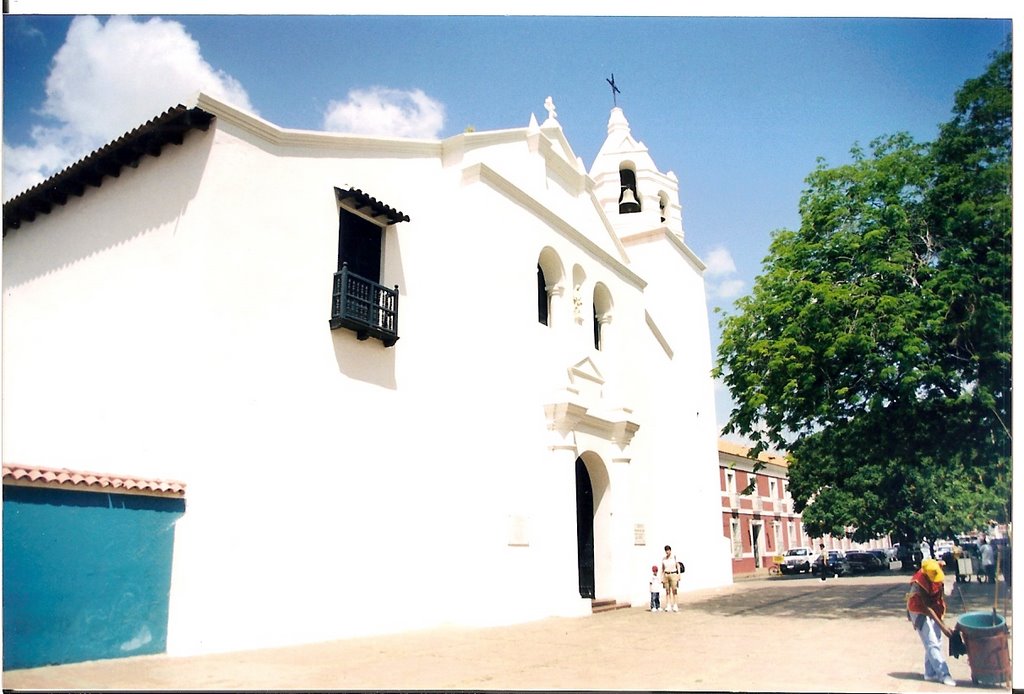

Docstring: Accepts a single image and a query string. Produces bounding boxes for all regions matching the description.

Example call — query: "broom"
[951,578,970,659]
[992,546,1000,624]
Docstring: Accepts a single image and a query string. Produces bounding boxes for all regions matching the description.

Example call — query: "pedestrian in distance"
[661,545,685,612]
[980,537,996,584]
[906,558,956,687]
[648,565,662,612]
[818,543,831,581]
[948,539,964,583]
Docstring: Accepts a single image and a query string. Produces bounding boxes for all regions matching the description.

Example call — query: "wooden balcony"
[329,264,399,347]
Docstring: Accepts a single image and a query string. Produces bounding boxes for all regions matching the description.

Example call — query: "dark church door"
[575,458,595,598]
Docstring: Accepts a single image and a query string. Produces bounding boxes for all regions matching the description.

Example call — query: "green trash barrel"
[956,611,1011,686]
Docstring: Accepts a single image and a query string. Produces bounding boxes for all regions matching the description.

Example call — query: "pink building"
[719,440,808,576]
[718,440,892,577]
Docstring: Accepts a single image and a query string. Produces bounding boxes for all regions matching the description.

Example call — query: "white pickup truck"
[780,547,816,574]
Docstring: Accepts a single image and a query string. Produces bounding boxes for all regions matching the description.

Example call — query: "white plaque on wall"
[508,514,529,547]
[634,523,646,546]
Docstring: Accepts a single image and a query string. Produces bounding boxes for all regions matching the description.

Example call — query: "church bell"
[618,187,641,214]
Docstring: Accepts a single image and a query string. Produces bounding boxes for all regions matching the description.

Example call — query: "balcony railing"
[329,264,400,347]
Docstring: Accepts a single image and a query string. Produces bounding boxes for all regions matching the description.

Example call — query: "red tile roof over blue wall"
[3,463,186,497]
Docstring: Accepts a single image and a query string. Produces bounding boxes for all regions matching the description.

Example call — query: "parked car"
[812,550,852,577]
[846,551,885,572]
[894,543,924,571]
[867,549,895,570]
[780,547,816,574]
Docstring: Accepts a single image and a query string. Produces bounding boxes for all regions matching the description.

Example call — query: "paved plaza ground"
[2,570,1014,692]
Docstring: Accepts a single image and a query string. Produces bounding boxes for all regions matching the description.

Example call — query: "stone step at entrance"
[591,598,632,614]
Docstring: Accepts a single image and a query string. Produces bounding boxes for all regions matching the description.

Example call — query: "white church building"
[2,92,733,666]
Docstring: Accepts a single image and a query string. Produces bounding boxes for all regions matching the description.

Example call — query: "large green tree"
[713,44,1011,543]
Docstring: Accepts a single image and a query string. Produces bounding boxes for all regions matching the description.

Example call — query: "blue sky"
[1,12,1013,435]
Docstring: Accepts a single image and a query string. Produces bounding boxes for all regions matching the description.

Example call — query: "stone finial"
[543,96,558,124]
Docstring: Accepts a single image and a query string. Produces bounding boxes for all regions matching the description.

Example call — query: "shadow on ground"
[689,574,1013,621]
[888,671,931,681]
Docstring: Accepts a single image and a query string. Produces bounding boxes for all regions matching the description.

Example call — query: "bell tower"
[590,107,684,240]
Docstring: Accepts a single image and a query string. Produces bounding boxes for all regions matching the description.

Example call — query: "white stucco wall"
[2,95,731,656]
[622,231,736,591]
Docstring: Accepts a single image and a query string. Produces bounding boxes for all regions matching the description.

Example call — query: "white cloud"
[3,136,76,198]
[702,245,746,301]
[704,246,738,276]
[3,15,254,200]
[322,87,445,139]
[710,278,746,300]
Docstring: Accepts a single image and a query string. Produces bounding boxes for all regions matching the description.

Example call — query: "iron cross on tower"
[606,74,621,106]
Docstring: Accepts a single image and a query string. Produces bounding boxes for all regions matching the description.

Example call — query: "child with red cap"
[648,565,662,612]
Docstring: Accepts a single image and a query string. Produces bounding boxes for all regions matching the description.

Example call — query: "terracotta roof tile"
[2,463,186,497]
[3,104,215,234]
[718,439,788,466]
[718,439,750,457]
[335,185,410,225]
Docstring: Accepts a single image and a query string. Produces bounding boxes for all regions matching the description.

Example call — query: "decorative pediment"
[567,357,604,400]
[545,357,639,447]
[544,399,640,448]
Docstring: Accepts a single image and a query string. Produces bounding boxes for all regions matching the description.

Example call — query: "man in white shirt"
[818,543,832,581]
[661,545,684,612]
[980,537,996,583]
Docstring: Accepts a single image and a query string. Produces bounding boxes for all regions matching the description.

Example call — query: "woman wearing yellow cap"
[907,558,956,686]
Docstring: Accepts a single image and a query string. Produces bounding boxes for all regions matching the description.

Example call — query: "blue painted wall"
[3,485,185,670]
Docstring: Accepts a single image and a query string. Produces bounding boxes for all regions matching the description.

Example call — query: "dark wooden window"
[331,208,398,346]
[338,209,382,281]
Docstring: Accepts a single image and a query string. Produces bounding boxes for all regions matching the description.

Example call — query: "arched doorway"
[575,457,595,598]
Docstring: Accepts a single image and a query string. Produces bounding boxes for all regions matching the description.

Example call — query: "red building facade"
[719,440,809,576]
[719,440,892,577]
